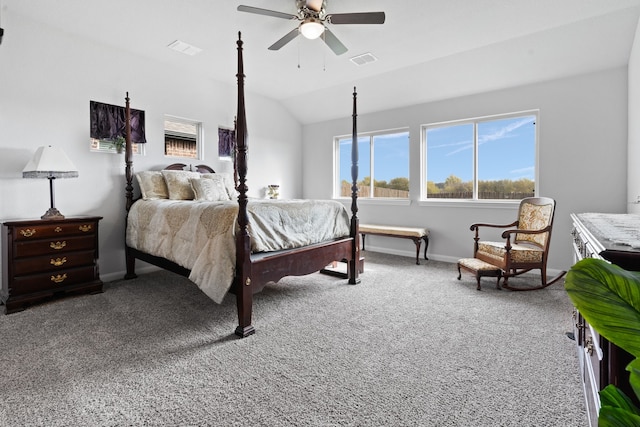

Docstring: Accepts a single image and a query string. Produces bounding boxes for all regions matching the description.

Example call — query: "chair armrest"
[470,220,518,232]
[501,225,552,239]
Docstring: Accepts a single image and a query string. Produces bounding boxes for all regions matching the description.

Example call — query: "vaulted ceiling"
[4,0,640,124]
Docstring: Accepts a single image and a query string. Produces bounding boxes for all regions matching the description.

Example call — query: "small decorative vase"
[267,185,280,199]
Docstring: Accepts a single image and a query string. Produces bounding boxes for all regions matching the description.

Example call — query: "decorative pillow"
[190,177,230,202]
[202,172,239,199]
[135,171,169,200]
[161,170,201,200]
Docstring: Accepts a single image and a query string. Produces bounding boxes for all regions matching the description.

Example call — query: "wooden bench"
[359,224,429,265]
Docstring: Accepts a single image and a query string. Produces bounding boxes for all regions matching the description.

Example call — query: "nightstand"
[1,216,103,314]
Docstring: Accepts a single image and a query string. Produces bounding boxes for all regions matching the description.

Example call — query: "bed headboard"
[164,163,215,173]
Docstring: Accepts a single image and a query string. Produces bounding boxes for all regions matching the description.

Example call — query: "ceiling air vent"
[167,40,202,56]
[350,52,377,66]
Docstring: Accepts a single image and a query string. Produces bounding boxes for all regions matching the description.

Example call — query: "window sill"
[334,197,411,207]
[417,199,521,209]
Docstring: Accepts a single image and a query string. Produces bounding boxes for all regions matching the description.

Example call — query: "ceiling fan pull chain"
[297,35,301,69]
[322,32,326,71]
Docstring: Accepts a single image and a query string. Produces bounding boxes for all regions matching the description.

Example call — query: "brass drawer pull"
[20,229,36,237]
[51,274,67,284]
[585,337,594,356]
[50,257,67,267]
[55,227,62,233]
[79,224,92,232]
[50,241,67,250]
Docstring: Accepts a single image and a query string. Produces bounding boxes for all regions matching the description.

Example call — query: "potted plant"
[112,136,126,153]
[565,258,640,426]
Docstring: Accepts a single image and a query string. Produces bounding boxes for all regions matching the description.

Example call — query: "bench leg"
[423,236,429,260]
[361,234,366,251]
[412,238,421,265]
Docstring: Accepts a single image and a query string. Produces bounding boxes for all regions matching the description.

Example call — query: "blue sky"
[339,115,535,184]
[339,132,409,183]
[427,115,535,183]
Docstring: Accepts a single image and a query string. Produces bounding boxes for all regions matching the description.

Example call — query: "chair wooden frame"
[470,197,566,291]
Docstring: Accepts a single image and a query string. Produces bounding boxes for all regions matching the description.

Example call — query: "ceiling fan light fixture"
[300,19,324,40]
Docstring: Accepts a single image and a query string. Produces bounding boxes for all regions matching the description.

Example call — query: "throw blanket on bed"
[126,199,351,303]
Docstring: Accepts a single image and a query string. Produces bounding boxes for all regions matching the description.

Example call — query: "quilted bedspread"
[126,199,351,303]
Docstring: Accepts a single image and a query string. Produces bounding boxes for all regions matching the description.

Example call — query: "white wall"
[0,12,302,281]
[629,18,640,214]
[302,68,629,272]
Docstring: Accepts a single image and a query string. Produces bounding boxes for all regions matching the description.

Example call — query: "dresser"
[1,216,103,314]
[570,213,640,426]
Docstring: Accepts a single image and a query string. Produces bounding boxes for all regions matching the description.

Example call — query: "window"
[422,112,537,200]
[89,100,146,154]
[336,129,410,199]
[164,116,202,159]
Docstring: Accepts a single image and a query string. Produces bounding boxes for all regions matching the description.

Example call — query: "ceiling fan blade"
[327,12,386,25]
[268,28,300,51]
[322,28,347,55]
[237,5,298,20]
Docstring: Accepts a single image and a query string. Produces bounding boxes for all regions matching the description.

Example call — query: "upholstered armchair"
[469,197,565,290]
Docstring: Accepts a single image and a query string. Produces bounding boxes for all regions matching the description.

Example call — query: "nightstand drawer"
[9,266,99,296]
[14,235,96,258]
[12,221,97,241]
[13,250,96,276]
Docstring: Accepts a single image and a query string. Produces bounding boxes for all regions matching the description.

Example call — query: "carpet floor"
[0,251,586,426]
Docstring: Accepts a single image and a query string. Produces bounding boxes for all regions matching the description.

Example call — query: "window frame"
[90,138,145,155]
[420,110,539,204]
[164,115,203,160]
[334,127,410,202]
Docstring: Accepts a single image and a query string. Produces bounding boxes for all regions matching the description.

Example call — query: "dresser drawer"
[11,220,97,241]
[14,235,96,258]
[12,250,96,276]
[9,266,99,296]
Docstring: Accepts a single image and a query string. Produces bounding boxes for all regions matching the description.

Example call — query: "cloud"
[479,117,533,145]
[510,166,534,175]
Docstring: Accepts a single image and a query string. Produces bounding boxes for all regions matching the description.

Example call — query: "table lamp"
[22,145,79,220]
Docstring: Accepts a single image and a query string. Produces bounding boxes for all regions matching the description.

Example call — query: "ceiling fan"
[237,0,385,55]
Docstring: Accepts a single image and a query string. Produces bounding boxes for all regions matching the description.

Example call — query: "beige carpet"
[0,251,586,426]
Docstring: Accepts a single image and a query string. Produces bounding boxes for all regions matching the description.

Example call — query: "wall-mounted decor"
[90,101,146,151]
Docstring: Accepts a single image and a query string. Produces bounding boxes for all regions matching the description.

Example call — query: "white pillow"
[161,170,201,200]
[135,171,169,200]
[190,177,230,202]
[202,173,239,200]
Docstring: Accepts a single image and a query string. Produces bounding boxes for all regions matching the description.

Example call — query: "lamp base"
[41,208,65,220]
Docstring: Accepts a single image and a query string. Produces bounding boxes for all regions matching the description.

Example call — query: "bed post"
[348,87,361,284]
[234,32,255,338]
[123,92,137,279]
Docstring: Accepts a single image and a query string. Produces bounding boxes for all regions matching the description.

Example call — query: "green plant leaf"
[601,384,640,415]
[565,258,640,358]
[599,405,640,427]
[628,358,640,405]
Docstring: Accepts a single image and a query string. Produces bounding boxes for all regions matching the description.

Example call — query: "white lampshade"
[22,145,79,179]
[22,145,78,220]
[300,20,325,40]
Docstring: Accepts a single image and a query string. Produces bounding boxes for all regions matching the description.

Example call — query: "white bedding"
[126,199,351,303]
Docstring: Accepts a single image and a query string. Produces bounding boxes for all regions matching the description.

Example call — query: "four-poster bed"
[122,33,361,337]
